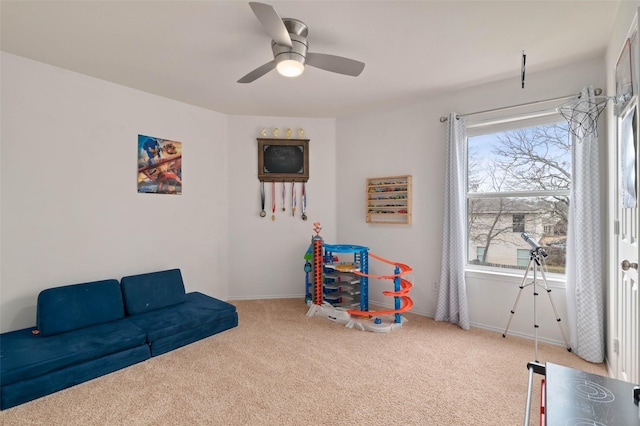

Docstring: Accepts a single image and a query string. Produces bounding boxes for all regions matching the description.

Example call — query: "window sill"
[465,265,566,289]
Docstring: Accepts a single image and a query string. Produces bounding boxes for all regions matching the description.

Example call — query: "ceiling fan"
[237,2,365,83]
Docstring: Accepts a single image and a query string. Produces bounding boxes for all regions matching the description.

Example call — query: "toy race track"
[304,223,413,332]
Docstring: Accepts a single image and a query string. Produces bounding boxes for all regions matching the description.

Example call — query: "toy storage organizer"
[366,175,412,224]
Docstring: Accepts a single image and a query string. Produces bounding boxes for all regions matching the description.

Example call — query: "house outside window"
[467,119,571,274]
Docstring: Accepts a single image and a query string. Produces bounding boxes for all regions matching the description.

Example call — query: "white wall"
[0,52,340,332]
[226,116,337,300]
[0,53,229,332]
[336,56,606,344]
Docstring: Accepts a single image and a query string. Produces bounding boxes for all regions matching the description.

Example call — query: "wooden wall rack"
[366,175,412,224]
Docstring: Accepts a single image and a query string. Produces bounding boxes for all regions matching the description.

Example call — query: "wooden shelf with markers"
[366,175,412,224]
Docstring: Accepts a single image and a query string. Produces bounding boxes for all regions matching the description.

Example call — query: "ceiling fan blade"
[237,60,277,83]
[305,53,365,77]
[249,2,292,47]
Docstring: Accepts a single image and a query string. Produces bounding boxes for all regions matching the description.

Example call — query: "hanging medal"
[301,181,307,221]
[281,180,286,212]
[259,181,266,217]
[291,181,296,217]
[271,181,276,221]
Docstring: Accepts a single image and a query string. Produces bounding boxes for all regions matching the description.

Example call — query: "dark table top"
[545,362,640,426]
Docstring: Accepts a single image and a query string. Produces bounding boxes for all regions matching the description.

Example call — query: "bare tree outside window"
[467,122,571,273]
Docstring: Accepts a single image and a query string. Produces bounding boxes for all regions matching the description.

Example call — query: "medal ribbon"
[271,181,276,220]
[281,180,286,212]
[302,182,306,216]
[292,181,296,216]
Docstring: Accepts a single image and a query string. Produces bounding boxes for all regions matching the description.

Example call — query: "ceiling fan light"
[276,60,305,77]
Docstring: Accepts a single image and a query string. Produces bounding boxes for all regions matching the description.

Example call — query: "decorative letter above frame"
[257,138,309,182]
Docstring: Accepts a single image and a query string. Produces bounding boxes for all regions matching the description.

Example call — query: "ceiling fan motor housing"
[272,18,309,65]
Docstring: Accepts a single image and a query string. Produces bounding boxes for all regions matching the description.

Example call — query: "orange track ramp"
[347,252,413,317]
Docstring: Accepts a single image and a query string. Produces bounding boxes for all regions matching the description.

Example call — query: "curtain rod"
[438,88,602,122]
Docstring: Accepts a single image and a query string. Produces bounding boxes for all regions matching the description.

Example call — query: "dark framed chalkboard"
[257,138,309,182]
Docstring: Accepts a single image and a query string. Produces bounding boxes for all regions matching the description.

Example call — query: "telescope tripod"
[502,248,571,361]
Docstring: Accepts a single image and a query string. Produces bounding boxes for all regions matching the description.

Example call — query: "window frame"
[464,114,570,279]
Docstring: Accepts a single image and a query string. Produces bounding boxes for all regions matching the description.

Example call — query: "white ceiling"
[1,1,621,118]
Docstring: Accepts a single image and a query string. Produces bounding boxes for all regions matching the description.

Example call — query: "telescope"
[505,232,570,364]
[521,232,548,257]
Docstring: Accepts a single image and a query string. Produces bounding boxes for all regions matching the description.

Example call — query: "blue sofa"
[0,268,238,410]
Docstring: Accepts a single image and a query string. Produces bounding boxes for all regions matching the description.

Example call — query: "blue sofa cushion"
[148,311,238,357]
[121,269,186,315]
[1,345,150,410]
[0,318,147,387]
[126,292,236,342]
[36,279,125,336]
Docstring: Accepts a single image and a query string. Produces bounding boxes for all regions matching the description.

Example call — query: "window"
[512,214,525,233]
[466,120,570,274]
[516,249,530,267]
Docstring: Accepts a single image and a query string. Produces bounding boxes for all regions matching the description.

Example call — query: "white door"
[614,97,639,385]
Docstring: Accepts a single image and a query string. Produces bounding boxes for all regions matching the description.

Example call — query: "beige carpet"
[0,299,607,425]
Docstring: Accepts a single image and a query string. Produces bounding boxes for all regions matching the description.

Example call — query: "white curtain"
[435,113,470,330]
[565,86,604,362]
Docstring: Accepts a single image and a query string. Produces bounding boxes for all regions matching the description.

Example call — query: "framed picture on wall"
[615,38,633,116]
[137,134,183,195]
[257,138,309,182]
[631,30,638,97]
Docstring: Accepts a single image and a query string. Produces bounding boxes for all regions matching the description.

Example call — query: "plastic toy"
[304,223,413,332]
